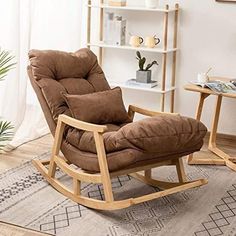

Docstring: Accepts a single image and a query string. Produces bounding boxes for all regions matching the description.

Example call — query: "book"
[104,13,126,46]
[191,80,236,93]
[126,79,158,88]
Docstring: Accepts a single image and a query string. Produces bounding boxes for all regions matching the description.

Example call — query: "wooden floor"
[0,134,53,173]
[0,133,235,174]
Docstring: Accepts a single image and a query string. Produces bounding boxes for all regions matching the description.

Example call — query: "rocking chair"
[27,48,208,210]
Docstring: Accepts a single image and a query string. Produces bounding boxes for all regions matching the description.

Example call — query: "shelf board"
[110,81,175,94]
[87,4,177,13]
[88,42,177,53]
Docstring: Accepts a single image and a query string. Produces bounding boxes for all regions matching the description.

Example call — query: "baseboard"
[205,132,236,142]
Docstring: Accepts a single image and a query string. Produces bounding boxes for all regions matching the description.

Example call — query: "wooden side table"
[184,83,236,171]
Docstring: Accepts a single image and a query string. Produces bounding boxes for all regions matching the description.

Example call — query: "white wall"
[100,0,236,135]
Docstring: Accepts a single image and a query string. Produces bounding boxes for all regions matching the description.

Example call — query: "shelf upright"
[171,3,179,113]
[161,4,169,112]
[99,0,104,65]
[87,0,92,49]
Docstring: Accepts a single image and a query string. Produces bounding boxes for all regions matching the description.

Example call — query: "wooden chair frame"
[33,105,207,210]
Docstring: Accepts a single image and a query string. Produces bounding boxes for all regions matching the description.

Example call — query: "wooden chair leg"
[144,169,152,178]
[49,120,66,177]
[176,158,187,183]
[94,132,114,202]
[73,178,81,195]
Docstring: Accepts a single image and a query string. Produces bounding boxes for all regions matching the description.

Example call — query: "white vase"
[145,0,158,8]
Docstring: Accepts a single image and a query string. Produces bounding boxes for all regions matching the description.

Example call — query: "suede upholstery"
[28,48,207,172]
[62,87,131,124]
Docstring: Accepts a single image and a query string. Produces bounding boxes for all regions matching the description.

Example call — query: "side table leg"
[208,95,222,150]
[187,92,209,164]
[208,96,236,170]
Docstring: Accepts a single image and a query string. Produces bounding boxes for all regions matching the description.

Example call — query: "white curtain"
[0,0,83,150]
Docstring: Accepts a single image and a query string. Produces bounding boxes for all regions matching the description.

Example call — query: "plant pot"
[136,70,152,83]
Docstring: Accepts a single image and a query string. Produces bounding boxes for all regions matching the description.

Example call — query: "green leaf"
[139,57,146,71]
[0,120,14,151]
[0,48,16,81]
[136,51,141,59]
[144,60,158,71]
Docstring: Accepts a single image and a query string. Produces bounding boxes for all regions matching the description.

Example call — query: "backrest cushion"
[62,87,131,124]
[29,48,110,123]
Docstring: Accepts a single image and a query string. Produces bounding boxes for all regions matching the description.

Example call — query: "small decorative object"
[145,35,161,48]
[136,51,158,83]
[197,67,212,83]
[108,0,126,6]
[129,35,144,47]
[230,79,236,86]
[145,0,159,8]
[104,13,126,46]
[0,48,15,151]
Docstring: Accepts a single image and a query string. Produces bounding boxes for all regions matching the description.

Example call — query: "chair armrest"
[58,114,108,133]
[128,105,178,119]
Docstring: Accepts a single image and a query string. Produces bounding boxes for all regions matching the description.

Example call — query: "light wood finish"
[144,169,152,178]
[99,0,104,65]
[185,83,236,171]
[187,92,210,163]
[209,95,222,147]
[130,172,206,190]
[30,105,207,210]
[160,4,169,112]
[94,131,114,202]
[73,178,81,195]
[170,3,179,113]
[0,221,51,236]
[175,158,187,183]
[86,3,180,112]
[185,83,236,99]
[87,0,92,49]
[128,104,178,119]
[48,120,65,177]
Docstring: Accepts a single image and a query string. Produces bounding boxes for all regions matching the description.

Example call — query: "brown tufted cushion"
[28,48,110,122]
[66,114,207,156]
[62,87,131,124]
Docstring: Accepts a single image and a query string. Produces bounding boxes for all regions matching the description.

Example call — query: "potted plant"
[136,51,158,83]
[0,49,16,151]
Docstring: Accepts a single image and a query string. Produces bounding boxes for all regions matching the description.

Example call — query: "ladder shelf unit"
[86,0,180,112]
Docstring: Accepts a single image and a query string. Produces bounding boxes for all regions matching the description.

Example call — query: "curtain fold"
[0,0,83,150]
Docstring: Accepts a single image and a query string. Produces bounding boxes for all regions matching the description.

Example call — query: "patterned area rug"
[1,152,236,236]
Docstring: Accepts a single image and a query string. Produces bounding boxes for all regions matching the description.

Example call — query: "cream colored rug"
[0,152,236,236]
[0,221,51,236]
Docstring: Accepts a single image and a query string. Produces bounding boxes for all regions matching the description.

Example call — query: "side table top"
[184,84,236,99]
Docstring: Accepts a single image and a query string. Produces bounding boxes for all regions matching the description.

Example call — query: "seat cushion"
[62,87,131,124]
[65,114,207,172]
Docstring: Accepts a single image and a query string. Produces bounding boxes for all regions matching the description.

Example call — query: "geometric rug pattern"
[195,184,236,236]
[1,152,236,235]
